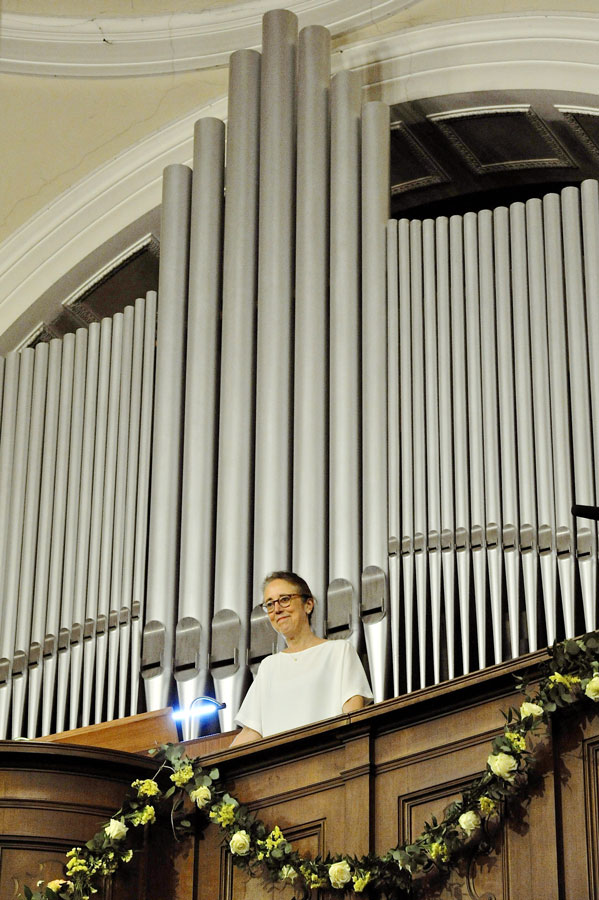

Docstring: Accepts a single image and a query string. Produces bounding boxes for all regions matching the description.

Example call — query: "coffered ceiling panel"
[389,90,599,216]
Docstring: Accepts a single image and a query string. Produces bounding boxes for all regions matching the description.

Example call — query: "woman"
[231,571,373,746]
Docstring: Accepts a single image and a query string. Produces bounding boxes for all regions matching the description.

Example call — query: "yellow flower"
[504,731,526,751]
[549,672,580,690]
[190,785,212,809]
[487,751,518,782]
[328,860,352,889]
[130,805,156,827]
[265,825,285,850]
[479,795,498,816]
[132,778,161,798]
[210,802,237,826]
[229,830,251,855]
[353,872,372,893]
[429,841,450,863]
[170,763,194,786]
[585,674,599,701]
[122,849,133,863]
[47,880,74,895]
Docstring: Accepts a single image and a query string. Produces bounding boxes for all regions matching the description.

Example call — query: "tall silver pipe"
[106,305,135,722]
[463,213,486,670]
[386,220,400,694]
[435,216,456,679]
[82,317,112,726]
[526,199,557,644]
[12,342,48,737]
[361,100,390,701]
[292,24,330,636]
[213,49,261,730]
[0,350,32,737]
[494,206,520,657]
[70,321,100,729]
[130,291,157,717]
[561,186,596,631]
[410,220,427,687]
[42,332,75,736]
[95,312,123,723]
[55,327,87,733]
[144,164,192,712]
[423,218,442,683]
[449,215,470,674]
[118,296,147,719]
[543,194,574,638]
[510,202,538,650]
[177,117,225,735]
[478,210,502,663]
[253,8,297,600]
[329,68,362,647]
[28,340,61,737]
[398,218,414,691]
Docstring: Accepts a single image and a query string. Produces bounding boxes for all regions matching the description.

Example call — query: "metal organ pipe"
[253,9,297,598]
[12,342,48,737]
[143,164,192,712]
[5,10,599,741]
[328,69,362,649]
[293,24,330,638]
[213,48,261,731]
[130,291,157,717]
[70,321,100,729]
[562,187,596,632]
[361,100,390,701]
[178,117,225,738]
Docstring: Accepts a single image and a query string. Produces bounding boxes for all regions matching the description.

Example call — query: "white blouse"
[235,639,373,738]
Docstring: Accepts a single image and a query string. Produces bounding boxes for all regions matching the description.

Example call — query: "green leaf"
[209,768,219,780]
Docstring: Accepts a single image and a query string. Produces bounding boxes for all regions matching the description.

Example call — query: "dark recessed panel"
[430,108,574,174]
[390,121,449,195]
[560,110,599,162]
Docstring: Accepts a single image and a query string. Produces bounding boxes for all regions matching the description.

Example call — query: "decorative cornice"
[0,0,412,77]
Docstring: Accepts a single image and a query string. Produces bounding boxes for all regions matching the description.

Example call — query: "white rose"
[329,860,352,889]
[458,810,481,836]
[229,830,251,855]
[190,785,212,809]
[520,701,543,719]
[104,818,128,841]
[585,675,599,701]
[487,751,518,782]
[280,865,297,882]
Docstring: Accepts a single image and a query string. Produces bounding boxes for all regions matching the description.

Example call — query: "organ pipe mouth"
[172,696,226,722]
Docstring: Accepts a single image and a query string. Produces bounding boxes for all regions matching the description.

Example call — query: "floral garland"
[22,630,599,900]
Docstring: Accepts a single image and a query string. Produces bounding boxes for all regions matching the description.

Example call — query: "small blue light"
[172,696,226,723]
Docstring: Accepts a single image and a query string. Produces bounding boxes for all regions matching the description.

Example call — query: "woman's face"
[263,578,314,638]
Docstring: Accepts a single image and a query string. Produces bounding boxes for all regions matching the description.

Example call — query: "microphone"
[572,504,599,521]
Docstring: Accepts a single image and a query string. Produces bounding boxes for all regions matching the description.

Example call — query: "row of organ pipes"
[0,8,597,739]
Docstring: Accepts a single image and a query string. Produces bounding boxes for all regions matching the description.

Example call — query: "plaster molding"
[0,0,411,77]
[2,12,599,347]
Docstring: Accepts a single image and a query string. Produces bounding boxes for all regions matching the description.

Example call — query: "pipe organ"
[0,8,597,740]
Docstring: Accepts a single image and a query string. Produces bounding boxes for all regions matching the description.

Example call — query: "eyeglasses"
[261,593,308,615]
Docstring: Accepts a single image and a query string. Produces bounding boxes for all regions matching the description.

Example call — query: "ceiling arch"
[2,12,599,351]
[0,0,413,76]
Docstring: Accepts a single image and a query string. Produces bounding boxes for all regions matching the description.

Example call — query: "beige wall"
[3,0,598,247]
